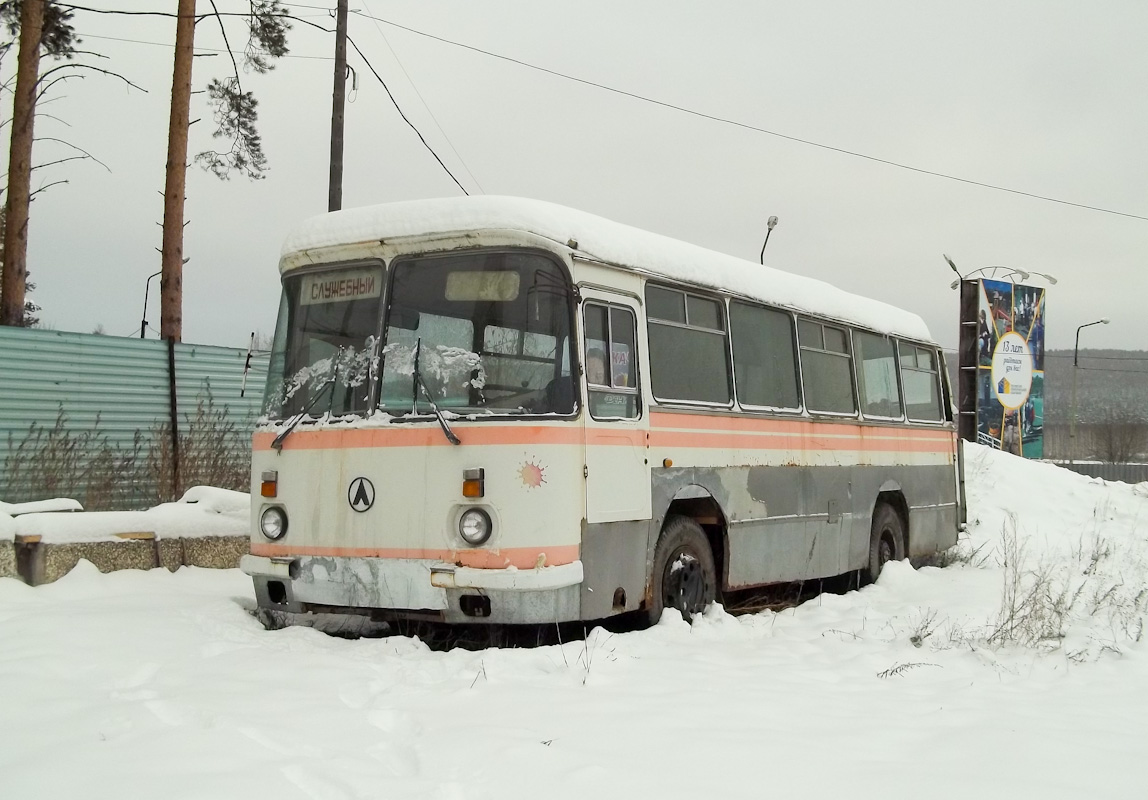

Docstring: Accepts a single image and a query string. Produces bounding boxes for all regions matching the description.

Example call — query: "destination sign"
[300,268,382,306]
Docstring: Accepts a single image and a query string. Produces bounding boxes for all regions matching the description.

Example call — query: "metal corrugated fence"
[0,327,268,506]
[1052,461,1148,485]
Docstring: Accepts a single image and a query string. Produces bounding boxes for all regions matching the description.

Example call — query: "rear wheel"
[646,515,718,625]
[864,503,906,585]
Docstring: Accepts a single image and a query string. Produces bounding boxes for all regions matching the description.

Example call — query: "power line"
[280,1,341,10]
[351,9,1148,223]
[342,31,469,195]
[68,8,469,195]
[266,11,472,195]
[81,32,333,59]
[358,0,484,193]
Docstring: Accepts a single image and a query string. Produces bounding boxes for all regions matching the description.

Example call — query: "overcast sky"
[7,0,1146,351]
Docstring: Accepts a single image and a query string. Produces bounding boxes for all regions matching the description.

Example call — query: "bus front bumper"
[240,554,584,626]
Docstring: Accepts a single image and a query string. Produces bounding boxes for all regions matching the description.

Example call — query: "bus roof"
[281,196,934,342]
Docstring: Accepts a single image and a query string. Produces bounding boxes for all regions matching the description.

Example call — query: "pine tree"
[0,0,77,327]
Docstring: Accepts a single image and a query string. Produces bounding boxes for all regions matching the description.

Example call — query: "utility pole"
[0,0,43,327]
[160,0,197,342]
[328,0,349,212]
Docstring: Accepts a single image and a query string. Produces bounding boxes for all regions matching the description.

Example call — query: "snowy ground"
[1,487,248,543]
[2,445,1146,799]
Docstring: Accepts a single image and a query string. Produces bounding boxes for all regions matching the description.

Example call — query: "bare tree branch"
[35,72,82,102]
[30,178,67,199]
[39,61,145,93]
[32,154,89,171]
[33,136,110,171]
[35,111,70,127]
[207,0,241,85]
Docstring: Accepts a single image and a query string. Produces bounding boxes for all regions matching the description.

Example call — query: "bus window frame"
[266,258,389,418]
[727,298,804,415]
[583,301,642,421]
[897,340,947,425]
[644,282,734,409]
[852,328,907,423]
[796,316,860,419]
[377,246,580,420]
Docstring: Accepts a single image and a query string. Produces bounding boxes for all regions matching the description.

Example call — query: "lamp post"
[759,216,779,264]
[140,270,162,339]
[943,255,1060,290]
[948,265,1045,290]
[1069,318,1110,463]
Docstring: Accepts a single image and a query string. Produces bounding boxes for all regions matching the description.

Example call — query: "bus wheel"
[864,503,905,585]
[647,515,717,625]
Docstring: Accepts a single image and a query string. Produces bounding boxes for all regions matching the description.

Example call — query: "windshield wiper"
[413,338,461,446]
[271,355,341,451]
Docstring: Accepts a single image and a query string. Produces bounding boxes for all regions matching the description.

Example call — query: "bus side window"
[645,285,731,405]
[854,330,904,420]
[584,303,640,420]
[798,319,857,415]
[900,343,944,422]
[729,301,801,411]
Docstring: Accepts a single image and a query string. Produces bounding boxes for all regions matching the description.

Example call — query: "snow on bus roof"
[281,196,933,342]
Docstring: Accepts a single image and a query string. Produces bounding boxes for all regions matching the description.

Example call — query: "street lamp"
[1069,317,1111,463]
[943,255,1058,290]
[948,265,1041,290]
[759,216,779,265]
[140,270,162,339]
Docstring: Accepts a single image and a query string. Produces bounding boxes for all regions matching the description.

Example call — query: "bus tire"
[864,503,905,585]
[646,515,717,625]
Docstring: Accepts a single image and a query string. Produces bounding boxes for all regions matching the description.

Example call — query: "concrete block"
[157,538,184,571]
[0,541,16,580]
[17,532,162,586]
[180,536,249,569]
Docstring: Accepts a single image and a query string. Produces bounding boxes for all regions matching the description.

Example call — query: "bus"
[242,196,962,632]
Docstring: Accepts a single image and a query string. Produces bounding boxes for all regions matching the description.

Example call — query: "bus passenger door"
[581,292,651,522]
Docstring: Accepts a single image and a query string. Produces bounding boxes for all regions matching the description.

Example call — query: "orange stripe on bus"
[253,425,585,451]
[650,410,954,442]
[648,430,952,453]
[253,416,954,453]
[249,542,580,569]
[586,427,646,447]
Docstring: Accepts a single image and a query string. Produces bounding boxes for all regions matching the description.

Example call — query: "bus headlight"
[458,508,492,546]
[260,506,288,540]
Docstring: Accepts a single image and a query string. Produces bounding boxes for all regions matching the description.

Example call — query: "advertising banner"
[973,279,1046,457]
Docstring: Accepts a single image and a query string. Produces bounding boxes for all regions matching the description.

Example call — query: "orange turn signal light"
[462,468,485,498]
[663,458,673,468]
[260,470,278,498]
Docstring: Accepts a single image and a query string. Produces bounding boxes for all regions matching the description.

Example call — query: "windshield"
[379,250,576,416]
[263,264,383,419]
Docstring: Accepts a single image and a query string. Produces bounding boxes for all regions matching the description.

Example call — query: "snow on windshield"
[266,336,379,416]
[380,342,486,397]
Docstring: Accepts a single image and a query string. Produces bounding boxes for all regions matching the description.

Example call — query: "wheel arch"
[648,483,729,599]
[874,485,910,554]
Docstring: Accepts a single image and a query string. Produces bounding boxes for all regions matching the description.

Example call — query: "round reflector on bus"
[260,506,288,540]
[458,508,492,546]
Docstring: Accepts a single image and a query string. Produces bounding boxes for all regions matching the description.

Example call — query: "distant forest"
[1039,350,1148,425]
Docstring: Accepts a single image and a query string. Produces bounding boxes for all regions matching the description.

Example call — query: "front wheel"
[646,515,718,625]
[864,503,906,585]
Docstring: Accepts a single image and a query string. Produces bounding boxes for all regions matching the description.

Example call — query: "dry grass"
[2,394,250,510]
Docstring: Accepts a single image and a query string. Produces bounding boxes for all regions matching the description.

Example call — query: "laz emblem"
[348,477,376,512]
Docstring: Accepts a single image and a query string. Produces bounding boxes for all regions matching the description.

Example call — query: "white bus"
[242,197,962,631]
